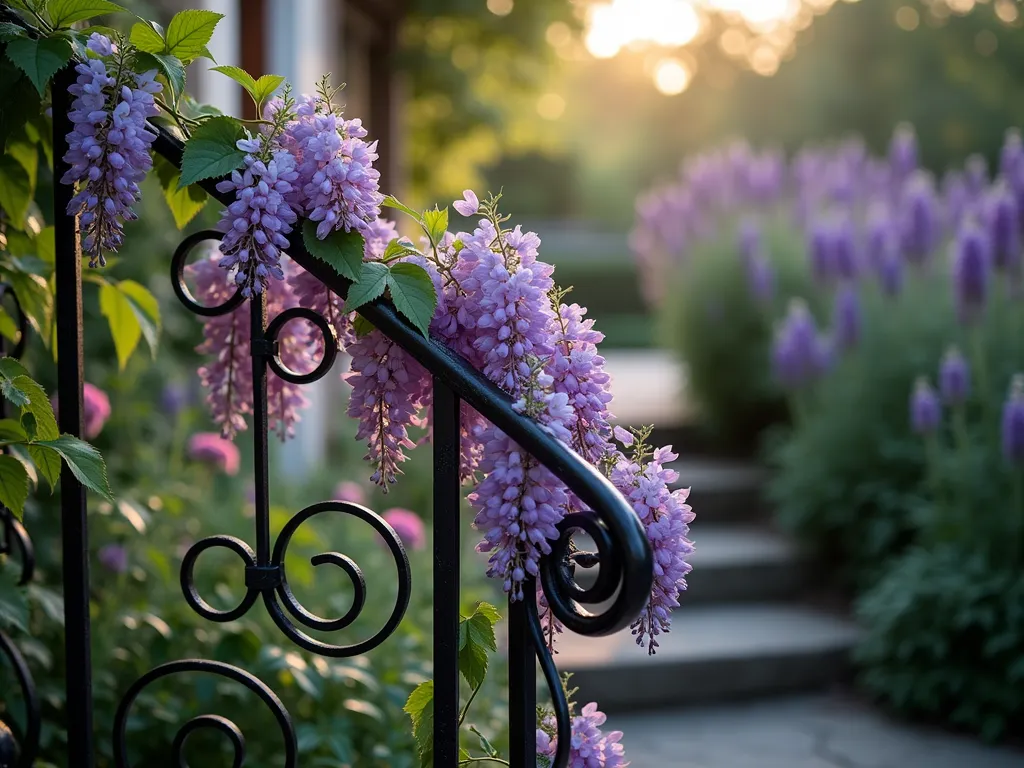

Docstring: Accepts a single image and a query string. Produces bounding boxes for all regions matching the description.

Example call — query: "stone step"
[672,458,769,523]
[684,525,804,605]
[557,604,860,712]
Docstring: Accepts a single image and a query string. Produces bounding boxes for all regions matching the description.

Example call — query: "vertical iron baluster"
[432,379,461,765]
[250,293,271,565]
[508,585,537,767]
[52,66,95,768]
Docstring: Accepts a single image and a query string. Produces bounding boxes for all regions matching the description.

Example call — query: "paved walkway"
[608,695,1024,768]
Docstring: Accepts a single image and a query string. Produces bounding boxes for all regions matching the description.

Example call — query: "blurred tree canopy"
[398,0,580,205]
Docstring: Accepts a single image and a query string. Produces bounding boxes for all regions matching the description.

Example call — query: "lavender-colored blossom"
[900,172,941,263]
[187,432,241,475]
[876,249,903,296]
[808,219,835,285]
[453,189,480,217]
[537,702,627,768]
[745,251,775,305]
[215,134,300,297]
[61,39,161,266]
[772,301,829,389]
[290,102,383,237]
[832,284,861,350]
[952,221,992,324]
[161,382,190,417]
[939,347,970,405]
[910,378,941,435]
[1002,375,1024,462]
[382,508,426,551]
[889,123,919,180]
[333,481,366,505]
[97,544,128,574]
[985,183,1020,273]
[965,153,988,195]
[343,330,430,490]
[611,446,694,655]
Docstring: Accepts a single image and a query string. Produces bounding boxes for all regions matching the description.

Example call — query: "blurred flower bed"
[632,127,1024,739]
[0,184,508,767]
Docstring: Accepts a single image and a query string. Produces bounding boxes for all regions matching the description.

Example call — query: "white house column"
[267,0,344,480]
[191,0,242,115]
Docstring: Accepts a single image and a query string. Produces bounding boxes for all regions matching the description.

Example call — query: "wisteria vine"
[8,5,699,764]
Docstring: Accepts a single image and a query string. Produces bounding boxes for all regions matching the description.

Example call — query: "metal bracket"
[245,565,283,590]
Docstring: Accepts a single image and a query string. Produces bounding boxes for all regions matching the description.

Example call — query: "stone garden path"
[608,694,1024,768]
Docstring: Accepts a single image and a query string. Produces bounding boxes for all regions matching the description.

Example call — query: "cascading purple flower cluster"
[61,33,161,267]
[215,133,300,298]
[610,428,694,654]
[190,249,308,440]
[536,702,627,768]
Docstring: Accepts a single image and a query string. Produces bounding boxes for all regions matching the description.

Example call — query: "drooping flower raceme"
[536,702,627,768]
[61,35,161,267]
[611,442,694,655]
[215,131,300,297]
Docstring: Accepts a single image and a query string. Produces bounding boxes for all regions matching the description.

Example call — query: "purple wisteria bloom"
[453,189,480,217]
[1002,375,1024,462]
[939,347,970,405]
[61,36,161,266]
[536,703,627,768]
[900,172,941,263]
[772,301,830,389]
[985,183,1020,273]
[215,135,300,297]
[910,378,941,435]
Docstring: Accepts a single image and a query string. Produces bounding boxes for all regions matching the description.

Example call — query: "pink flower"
[382,508,426,551]
[52,382,111,439]
[333,481,366,505]
[187,432,241,475]
[453,189,480,217]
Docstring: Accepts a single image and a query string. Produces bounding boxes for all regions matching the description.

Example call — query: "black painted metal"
[0,631,40,768]
[0,27,654,764]
[432,380,461,765]
[51,66,95,768]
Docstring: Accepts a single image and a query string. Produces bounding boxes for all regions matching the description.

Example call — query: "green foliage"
[664,215,815,452]
[422,206,448,248]
[47,0,126,28]
[855,546,1024,741]
[98,279,161,369]
[177,115,246,187]
[211,65,283,112]
[345,261,390,311]
[404,680,434,767]
[154,154,207,229]
[387,263,437,338]
[457,601,499,690]
[4,36,71,95]
[128,20,165,54]
[302,220,366,282]
[163,9,221,63]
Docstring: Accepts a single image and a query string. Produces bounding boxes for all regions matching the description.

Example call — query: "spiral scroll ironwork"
[0,631,40,768]
[112,660,296,768]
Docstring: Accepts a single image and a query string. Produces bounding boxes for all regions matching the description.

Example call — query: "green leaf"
[210,64,257,95]
[35,225,55,265]
[28,444,61,491]
[165,9,223,63]
[9,445,37,489]
[381,195,422,222]
[387,263,437,338]
[458,602,499,690]
[0,156,32,223]
[153,154,207,229]
[178,116,245,188]
[382,238,422,262]
[469,726,500,758]
[0,563,28,632]
[0,373,29,409]
[0,418,27,441]
[0,455,29,519]
[116,280,161,358]
[0,307,20,346]
[302,220,365,282]
[345,262,389,312]
[8,135,37,194]
[5,271,53,350]
[36,435,113,501]
[253,73,285,104]
[0,58,40,156]
[0,358,30,382]
[9,375,58,440]
[422,207,449,246]
[99,281,141,370]
[352,314,375,338]
[5,37,72,96]
[48,0,126,27]
[0,22,27,42]
[135,51,185,100]
[129,20,166,54]
[404,680,434,768]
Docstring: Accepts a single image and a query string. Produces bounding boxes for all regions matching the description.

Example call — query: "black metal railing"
[0,59,654,768]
